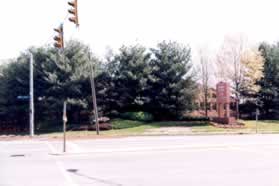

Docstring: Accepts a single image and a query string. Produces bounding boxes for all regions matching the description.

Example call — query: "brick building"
[190,85,237,118]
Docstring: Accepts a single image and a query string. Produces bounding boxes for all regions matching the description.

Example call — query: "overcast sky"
[1,0,279,61]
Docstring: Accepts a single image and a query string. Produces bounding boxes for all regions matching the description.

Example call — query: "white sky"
[1,0,279,61]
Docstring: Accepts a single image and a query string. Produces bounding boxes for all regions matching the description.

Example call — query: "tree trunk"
[236,97,239,119]
[204,92,208,117]
[235,82,240,120]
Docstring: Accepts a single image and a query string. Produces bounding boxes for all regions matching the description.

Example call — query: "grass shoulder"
[5,119,279,140]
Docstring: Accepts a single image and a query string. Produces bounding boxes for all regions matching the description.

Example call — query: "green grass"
[109,119,279,135]
[191,120,279,134]
[244,120,279,133]
[109,119,210,135]
[36,119,279,138]
[38,119,209,138]
[111,119,146,129]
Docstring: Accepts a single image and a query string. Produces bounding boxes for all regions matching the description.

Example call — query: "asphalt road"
[1,134,279,186]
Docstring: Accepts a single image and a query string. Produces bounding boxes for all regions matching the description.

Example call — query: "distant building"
[190,84,237,118]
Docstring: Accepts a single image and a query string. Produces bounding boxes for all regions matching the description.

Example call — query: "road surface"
[1,134,279,186]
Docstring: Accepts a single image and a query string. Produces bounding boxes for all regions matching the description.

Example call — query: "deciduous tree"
[240,48,264,98]
[216,35,246,119]
[198,47,210,117]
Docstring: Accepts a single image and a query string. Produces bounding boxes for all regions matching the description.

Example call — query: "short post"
[256,108,259,134]
[63,101,67,152]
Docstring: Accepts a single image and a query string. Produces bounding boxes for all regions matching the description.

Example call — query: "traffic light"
[68,0,79,26]
[53,24,64,49]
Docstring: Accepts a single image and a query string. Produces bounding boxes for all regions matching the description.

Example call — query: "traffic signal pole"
[68,0,79,27]
[54,23,68,152]
[29,53,34,137]
[52,1,95,152]
[61,50,68,152]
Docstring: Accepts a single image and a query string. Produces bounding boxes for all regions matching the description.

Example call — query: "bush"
[88,123,112,131]
[120,112,154,122]
[111,119,143,129]
[178,116,210,121]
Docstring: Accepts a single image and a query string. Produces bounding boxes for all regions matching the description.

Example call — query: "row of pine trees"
[0,40,279,128]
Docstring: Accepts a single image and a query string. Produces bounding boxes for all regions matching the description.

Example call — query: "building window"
[213,103,217,110]
[195,102,200,110]
[206,103,211,110]
[200,102,204,109]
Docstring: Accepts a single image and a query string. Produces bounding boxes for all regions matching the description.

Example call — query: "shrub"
[178,116,210,121]
[120,112,154,122]
[88,123,112,131]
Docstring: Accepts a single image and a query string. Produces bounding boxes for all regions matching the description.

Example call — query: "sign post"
[63,101,67,153]
[256,108,259,134]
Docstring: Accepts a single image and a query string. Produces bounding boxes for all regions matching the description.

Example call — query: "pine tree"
[109,45,151,112]
[258,43,279,118]
[148,41,197,119]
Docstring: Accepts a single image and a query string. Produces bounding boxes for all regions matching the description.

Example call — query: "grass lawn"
[38,119,208,138]
[34,119,279,139]
[187,120,279,134]
[244,120,279,133]
[105,119,279,135]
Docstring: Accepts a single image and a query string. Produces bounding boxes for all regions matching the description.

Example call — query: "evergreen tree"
[258,43,279,118]
[0,40,200,127]
[0,57,29,125]
[148,41,197,119]
[109,45,151,112]
[0,40,98,126]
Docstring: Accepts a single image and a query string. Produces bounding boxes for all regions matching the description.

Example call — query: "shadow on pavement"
[67,169,123,186]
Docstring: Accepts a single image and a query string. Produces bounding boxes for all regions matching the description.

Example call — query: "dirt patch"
[144,127,192,135]
[210,122,245,129]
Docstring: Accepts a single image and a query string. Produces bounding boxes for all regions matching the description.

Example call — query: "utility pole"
[29,53,34,137]
[89,56,100,135]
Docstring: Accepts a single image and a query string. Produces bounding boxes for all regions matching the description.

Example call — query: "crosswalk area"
[1,135,279,156]
[1,135,279,186]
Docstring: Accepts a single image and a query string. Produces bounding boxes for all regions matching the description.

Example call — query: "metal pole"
[56,24,68,152]
[29,53,34,137]
[89,56,100,135]
[63,101,67,152]
[256,108,259,134]
[60,40,67,152]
